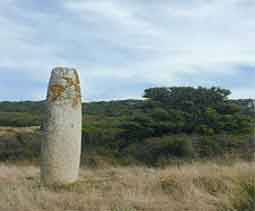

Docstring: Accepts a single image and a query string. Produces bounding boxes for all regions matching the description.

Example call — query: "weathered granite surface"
[41,67,82,185]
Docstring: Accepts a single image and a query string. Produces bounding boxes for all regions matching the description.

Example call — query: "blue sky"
[0,0,254,101]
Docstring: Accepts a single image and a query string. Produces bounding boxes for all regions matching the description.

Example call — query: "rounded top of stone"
[47,67,81,107]
[52,67,78,76]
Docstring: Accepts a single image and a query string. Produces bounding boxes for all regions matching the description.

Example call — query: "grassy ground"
[0,161,254,211]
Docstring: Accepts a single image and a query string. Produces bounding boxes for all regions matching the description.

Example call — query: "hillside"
[0,87,254,165]
[0,98,254,126]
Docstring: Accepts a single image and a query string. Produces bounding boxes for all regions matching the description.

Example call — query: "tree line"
[0,86,254,165]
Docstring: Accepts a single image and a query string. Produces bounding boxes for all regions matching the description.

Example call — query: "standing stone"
[41,67,82,185]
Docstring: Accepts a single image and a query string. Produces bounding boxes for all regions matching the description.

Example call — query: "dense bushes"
[0,112,42,127]
[0,128,252,166]
[81,131,253,166]
[0,128,41,161]
[125,136,194,165]
[0,86,254,165]
[0,101,45,127]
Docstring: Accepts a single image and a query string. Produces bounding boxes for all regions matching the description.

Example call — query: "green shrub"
[232,179,255,211]
[127,136,195,165]
[0,112,42,127]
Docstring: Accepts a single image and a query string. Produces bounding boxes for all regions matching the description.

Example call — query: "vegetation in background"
[82,87,254,165]
[0,86,254,165]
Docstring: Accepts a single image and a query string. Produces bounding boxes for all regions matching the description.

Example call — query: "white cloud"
[0,0,254,100]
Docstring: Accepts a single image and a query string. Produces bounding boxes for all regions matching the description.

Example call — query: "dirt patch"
[0,127,41,160]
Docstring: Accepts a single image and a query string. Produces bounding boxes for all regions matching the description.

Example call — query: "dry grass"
[0,127,39,136]
[0,161,254,211]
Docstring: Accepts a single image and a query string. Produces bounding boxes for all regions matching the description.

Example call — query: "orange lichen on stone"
[72,92,81,108]
[74,71,80,85]
[62,77,75,87]
[72,84,81,107]
[48,84,65,102]
[62,76,81,108]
